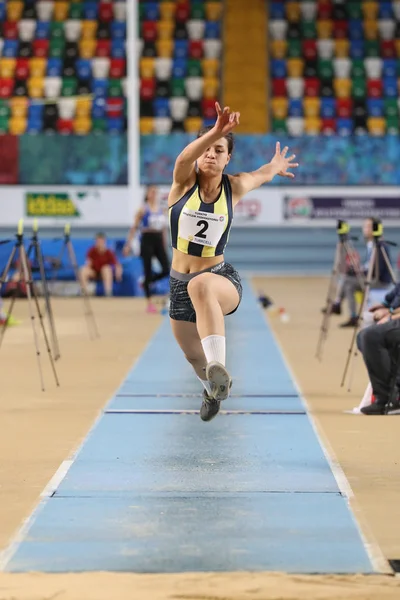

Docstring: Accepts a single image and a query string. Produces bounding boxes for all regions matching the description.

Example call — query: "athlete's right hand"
[213,102,240,135]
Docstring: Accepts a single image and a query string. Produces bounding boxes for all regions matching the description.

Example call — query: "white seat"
[301,2,317,20]
[187,19,206,41]
[269,20,287,40]
[113,1,127,22]
[364,57,382,79]
[333,58,351,78]
[169,97,189,121]
[393,2,400,20]
[58,97,76,120]
[37,1,54,21]
[286,77,305,98]
[44,76,62,98]
[18,20,36,42]
[204,40,222,59]
[64,20,82,42]
[317,39,334,59]
[378,19,396,40]
[92,58,110,79]
[155,57,172,81]
[185,77,203,101]
[154,117,172,135]
[287,117,305,136]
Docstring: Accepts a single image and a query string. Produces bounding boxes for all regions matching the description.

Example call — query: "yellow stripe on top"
[176,186,202,254]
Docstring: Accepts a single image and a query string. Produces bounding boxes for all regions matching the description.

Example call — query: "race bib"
[179,208,227,247]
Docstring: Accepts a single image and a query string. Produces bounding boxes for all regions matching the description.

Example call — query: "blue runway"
[2,281,375,574]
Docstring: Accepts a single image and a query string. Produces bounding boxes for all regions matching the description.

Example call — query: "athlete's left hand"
[270,142,299,178]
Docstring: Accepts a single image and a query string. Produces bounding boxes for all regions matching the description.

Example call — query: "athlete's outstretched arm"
[173,103,240,185]
[231,142,299,200]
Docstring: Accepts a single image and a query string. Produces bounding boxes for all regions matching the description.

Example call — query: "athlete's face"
[197,138,231,174]
[146,186,157,208]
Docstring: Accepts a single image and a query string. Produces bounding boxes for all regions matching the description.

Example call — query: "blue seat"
[204,21,221,39]
[174,39,189,58]
[36,21,50,40]
[382,58,397,78]
[92,78,108,96]
[76,58,91,80]
[26,118,43,134]
[111,22,126,40]
[92,97,106,118]
[153,97,170,117]
[0,2,5,21]
[46,57,62,76]
[348,19,363,40]
[379,2,393,18]
[270,2,285,19]
[383,76,397,98]
[111,39,125,58]
[320,98,335,118]
[144,2,159,21]
[83,1,98,20]
[288,98,303,117]
[3,40,18,57]
[107,117,124,133]
[271,59,286,78]
[203,118,215,127]
[367,98,384,117]
[350,40,364,59]
[28,103,44,119]
[337,118,353,135]
[172,57,187,78]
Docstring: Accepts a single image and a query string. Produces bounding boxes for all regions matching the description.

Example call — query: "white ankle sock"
[201,335,226,366]
[197,376,212,395]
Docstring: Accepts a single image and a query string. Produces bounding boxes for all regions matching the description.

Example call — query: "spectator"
[80,233,122,297]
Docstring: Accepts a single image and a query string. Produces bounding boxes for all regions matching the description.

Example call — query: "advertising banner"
[283,195,400,222]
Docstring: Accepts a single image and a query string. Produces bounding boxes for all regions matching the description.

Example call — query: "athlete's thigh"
[188,273,239,316]
[170,318,204,359]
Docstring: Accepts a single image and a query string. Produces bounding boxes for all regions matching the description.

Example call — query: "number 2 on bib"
[195,220,209,239]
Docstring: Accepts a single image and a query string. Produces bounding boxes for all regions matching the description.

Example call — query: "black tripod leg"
[0,246,18,348]
[34,239,61,360]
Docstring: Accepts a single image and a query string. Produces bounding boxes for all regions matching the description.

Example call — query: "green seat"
[61,77,77,97]
[351,59,365,78]
[384,98,398,118]
[171,78,186,97]
[346,2,362,19]
[49,38,65,58]
[287,39,302,58]
[138,3,145,21]
[352,77,366,99]
[272,118,287,134]
[92,118,106,133]
[191,3,205,19]
[188,59,202,77]
[0,100,10,119]
[386,116,399,134]
[109,80,123,97]
[69,3,82,18]
[50,22,64,40]
[0,116,9,133]
[365,41,380,58]
[301,21,317,40]
[318,59,333,80]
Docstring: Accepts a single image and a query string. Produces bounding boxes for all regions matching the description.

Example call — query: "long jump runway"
[1,281,375,574]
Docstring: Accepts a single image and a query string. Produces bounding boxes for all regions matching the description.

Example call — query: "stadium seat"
[287,117,304,135]
[272,97,288,119]
[304,97,320,118]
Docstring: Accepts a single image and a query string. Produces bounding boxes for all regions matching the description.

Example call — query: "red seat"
[336,98,352,118]
[305,77,320,96]
[142,21,158,43]
[272,78,287,96]
[333,20,348,39]
[367,79,383,98]
[189,40,204,59]
[176,2,190,22]
[317,1,332,19]
[202,98,217,119]
[16,58,29,80]
[96,40,111,57]
[106,97,124,117]
[381,40,396,59]
[140,78,156,100]
[4,21,18,39]
[302,40,317,60]
[321,118,336,133]
[57,119,74,134]
[110,58,126,78]
[33,40,49,58]
[0,78,14,98]
[99,1,114,22]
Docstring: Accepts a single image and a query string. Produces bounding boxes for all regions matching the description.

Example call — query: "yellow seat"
[0,58,16,79]
[10,97,28,118]
[205,2,223,21]
[140,118,154,135]
[81,20,98,40]
[304,97,320,118]
[334,39,350,58]
[367,117,386,135]
[79,39,97,59]
[272,97,288,119]
[287,58,304,77]
[27,77,44,99]
[334,78,351,98]
[317,20,333,40]
[305,117,322,135]
[30,58,46,78]
[74,117,92,135]
[7,1,23,21]
[8,116,27,135]
[362,1,378,21]
[185,117,203,133]
[76,97,92,118]
[54,1,69,22]
[158,21,174,40]
[364,20,378,40]
[156,39,173,58]
[271,40,287,59]
[159,2,176,21]
[202,58,219,78]
[140,57,155,79]
[203,77,219,99]
[286,2,301,22]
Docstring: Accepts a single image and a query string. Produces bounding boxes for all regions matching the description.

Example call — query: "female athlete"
[168,103,298,421]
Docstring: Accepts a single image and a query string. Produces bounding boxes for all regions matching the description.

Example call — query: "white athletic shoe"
[206,361,232,402]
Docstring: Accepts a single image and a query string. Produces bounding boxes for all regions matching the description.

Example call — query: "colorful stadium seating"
[0,0,127,135]
[139,0,223,134]
[269,0,400,135]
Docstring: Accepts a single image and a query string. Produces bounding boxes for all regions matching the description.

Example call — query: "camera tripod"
[0,220,60,391]
[341,220,398,391]
[316,220,364,361]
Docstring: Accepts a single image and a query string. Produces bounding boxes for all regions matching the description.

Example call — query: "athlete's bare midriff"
[171,248,224,274]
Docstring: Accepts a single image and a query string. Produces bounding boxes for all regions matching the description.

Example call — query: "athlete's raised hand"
[270,142,299,179]
[214,102,240,135]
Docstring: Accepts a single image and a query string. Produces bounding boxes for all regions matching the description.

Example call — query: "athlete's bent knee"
[187,275,213,303]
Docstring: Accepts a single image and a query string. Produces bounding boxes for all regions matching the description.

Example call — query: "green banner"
[25,193,81,217]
